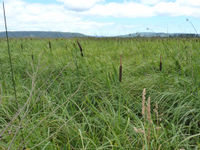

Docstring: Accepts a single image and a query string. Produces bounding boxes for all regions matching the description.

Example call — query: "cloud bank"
[82,0,200,18]
[0,0,199,34]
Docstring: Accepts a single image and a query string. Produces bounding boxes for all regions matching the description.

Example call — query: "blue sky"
[0,0,200,35]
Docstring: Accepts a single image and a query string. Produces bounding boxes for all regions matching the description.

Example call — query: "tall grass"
[2,2,25,149]
[0,37,200,149]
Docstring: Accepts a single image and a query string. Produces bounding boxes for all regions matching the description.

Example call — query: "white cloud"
[0,0,113,33]
[177,0,200,7]
[57,0,104,11]
[81,0,200,18]
[139,0,167,5]
[83,2,155,17]
[153,1,200,17]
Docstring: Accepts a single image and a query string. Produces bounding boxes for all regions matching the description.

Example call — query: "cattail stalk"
[77,40,83,57]
[119,55,122,82]
[31,53,34,62]
[49,41,52,52]
[21,43,23,50]
[160,55,162,71]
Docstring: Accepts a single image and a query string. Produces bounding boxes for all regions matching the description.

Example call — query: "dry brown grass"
[142,88,146,116]
[134,88,162,149]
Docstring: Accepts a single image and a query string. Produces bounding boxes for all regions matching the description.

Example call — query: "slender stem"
[187,19,198,36]
[3,2,18,103]
[2,2,26,149]
[189,21,198,35]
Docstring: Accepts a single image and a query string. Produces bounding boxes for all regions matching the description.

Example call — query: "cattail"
[21,43,23,50]
[146,97,153,124]
[119,55,122,82]
[77,40,83,57]
[160,55,162,71]
[31,53,34,62]
[142,88,146,117]
[49,41,52,52]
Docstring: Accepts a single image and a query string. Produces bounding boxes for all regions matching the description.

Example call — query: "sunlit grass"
[0,37,200,149]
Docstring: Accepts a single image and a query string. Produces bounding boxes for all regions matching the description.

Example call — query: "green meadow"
[0,37,200,149]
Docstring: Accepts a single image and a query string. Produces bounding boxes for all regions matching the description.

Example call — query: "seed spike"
[160,55,162,71]
[49,41,52,52]
[119,54,122,82]
[77,40,83,57]
[31,53,34,62]
[21,43,23,50]
[142,88,146,117]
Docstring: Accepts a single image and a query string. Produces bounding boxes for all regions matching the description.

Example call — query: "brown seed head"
[142,88,146,116]
[147,97,153,124]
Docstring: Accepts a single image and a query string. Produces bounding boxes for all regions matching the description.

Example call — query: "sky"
[0,0,199,36]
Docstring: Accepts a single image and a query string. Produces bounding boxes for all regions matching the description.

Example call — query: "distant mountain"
[0,31,199,38]
[0,31,86,38]
[119,32,200,38]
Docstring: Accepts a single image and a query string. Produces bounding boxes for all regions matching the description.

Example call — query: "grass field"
[0,37,200,149]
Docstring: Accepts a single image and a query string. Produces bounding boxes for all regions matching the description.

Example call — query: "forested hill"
[0,31,199,38]
[0,31,86,38]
